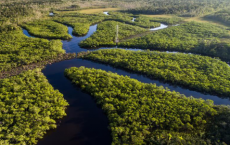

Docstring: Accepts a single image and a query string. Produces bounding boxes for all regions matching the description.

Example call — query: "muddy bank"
[0,53,76,79]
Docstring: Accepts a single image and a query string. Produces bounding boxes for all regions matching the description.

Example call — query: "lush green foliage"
[0,4,33,25]
[80,21,147,47]
[78,49,230,97]
[132,16,160,28]
[65,66,230,145]
[108,11,161,28]
[119,22,230,60]
[107,11,133,22]
[0,25,65,73]
[53,12,106,36]
[0,0,65,25]
[146,17,183,25]
[206,9,230,26]
[123,0,230,17]
[0,69,68,145]
[21,20,72,39]
[53,11,178,36]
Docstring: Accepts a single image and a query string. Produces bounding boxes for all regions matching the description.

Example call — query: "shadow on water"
[21,22,230,145]
[23,29,34,38]
[39,61,112,145]
[62,24,98,53]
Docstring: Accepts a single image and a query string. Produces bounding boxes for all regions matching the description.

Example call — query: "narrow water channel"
[150,23,168,30]
[22,20,230,145]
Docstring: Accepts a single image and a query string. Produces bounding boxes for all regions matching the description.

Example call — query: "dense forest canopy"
[78,49,230,97]
[65,66,230,145]
[121,0,230,16]
[53,12,107,36]
[52,11,180,37]
[0,69,68,144]
[206,9,230,26]
[119,22,230,60]
[1,0,230,144]
[1,0,230,25]
[21,20,72,39]
[0,25,65,73]
[80,21,147,47]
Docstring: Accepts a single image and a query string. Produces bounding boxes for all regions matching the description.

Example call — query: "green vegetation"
[206,9,230,26]
[146,16,184,25]
[53,12,106,36]
[79,21,147,47]
[108,11,161,28]
[0,0,68,25]
[53,11,181,36]
[21,20,72,39]
[78,49,230,97]
[123,0,230,17]
[132,16,160,28]
[109,11,183,25]
[107,11,133,22]
[0,25,65,73]
[2,0,230,144]
[0,4,33,25]
[120,22,230,60]
[0,69,68,145]
[65,66,230,145]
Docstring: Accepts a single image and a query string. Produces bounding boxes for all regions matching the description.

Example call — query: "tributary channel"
[22,15,230,145]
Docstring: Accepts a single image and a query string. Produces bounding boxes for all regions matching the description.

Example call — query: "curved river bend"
[22,21,230,145]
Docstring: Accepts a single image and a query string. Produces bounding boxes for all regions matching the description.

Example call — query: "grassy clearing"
[79,8,120,14]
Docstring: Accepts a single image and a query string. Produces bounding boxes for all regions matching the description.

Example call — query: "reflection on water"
[23,29,34,38]
[132,17,136,22]
[150,23,168,31]
[49,12,54,16]
[103,11,109,15]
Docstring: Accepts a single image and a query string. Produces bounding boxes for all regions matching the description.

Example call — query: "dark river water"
[22,22,230,145]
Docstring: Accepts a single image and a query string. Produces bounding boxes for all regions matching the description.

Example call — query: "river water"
[22,18,230,145]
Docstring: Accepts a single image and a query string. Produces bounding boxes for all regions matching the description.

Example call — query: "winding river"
[22,16,230,145]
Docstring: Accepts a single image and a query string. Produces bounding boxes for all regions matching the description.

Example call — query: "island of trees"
[1,0,230,144]
[78,49,230,97]
[119,22,230,60]
[79,21,147,48]
[205,9,230,26]
[21,20,72,39]
[0,25,68,73]
[0,69,68,145]
[65,66,230,145]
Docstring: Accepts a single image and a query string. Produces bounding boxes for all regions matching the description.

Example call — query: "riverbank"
[21,18,230,145]
[77,49,230,98]
[0,53,76,79]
